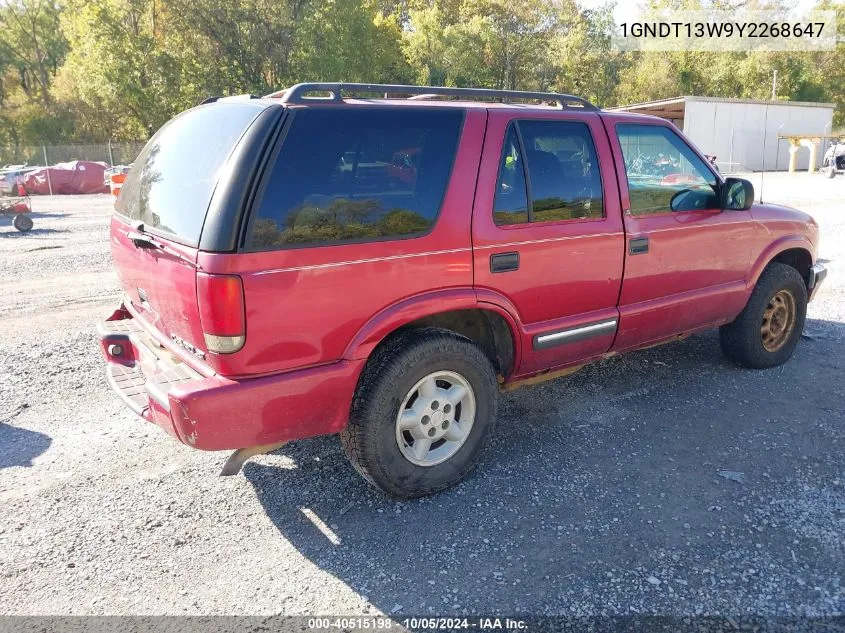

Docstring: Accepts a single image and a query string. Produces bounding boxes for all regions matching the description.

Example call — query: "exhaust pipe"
[219,441,288,476]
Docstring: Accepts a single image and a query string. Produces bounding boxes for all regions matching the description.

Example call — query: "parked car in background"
[822,138,844,178]
[0,164,38,194]
[98,83,827,498]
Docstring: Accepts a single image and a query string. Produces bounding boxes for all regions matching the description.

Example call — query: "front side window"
[247,107,463,250]
[493,120,604,226]
[617,124,719,215]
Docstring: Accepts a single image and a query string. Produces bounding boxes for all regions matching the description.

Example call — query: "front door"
[472,110,625,375]
[603,116,756,351]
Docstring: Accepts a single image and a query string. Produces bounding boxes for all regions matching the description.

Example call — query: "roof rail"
[200,94,262,105]
[272,83,597,111]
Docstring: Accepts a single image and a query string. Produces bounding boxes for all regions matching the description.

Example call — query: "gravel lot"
[1,172,843,618]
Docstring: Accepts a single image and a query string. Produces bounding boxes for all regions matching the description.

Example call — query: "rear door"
[228,105,482,376]
[472,109,625,375]
[112,100,273,358]
[602,115,755,351]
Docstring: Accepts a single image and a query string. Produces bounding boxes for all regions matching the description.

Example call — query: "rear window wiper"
[124,227,201,270]
[126,230,157,249]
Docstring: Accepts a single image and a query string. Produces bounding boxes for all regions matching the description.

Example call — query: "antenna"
[774,123,785,185]
[759,103,770,204]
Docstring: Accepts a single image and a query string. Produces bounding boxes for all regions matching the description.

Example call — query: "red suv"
[99,83,827,498]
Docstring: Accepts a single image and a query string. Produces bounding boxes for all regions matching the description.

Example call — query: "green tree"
[548,1,624,105]
[0,0,69,147]
[402,3,451,85]
[59,0,183,138]
[0,0,66,105]
[164,0,308,97]
[293,0,410,83]
[0,0,841,146]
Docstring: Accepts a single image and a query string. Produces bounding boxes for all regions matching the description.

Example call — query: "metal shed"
[610,96,835,172]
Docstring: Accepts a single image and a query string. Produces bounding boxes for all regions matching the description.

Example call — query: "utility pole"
[771,70,778,100]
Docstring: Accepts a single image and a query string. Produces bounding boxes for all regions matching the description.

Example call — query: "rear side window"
[493,125,529,225]
[116,102,265,246]
[247,108,463,250]
[493,119,604,225]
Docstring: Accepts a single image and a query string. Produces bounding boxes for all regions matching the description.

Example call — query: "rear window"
[116,102,265,246]
[246,107,463,250]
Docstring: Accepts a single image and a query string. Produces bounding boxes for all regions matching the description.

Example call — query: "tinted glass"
[116,102,264,246]
[617,124,719,215]
[247,108,463,249]
[519,120,604,222]
[493,125,529,225]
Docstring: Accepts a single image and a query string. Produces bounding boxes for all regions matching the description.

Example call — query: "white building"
[610,96,835,172]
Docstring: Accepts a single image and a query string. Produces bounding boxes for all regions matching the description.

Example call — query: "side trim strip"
[474,231,621,251]
[252,231,625,276]
[253,247,473,275]
[533,318,618,350]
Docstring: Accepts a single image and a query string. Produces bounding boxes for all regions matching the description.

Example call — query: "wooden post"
[42,145,53,196]
[788,141,799,173]
[799,139,817,174]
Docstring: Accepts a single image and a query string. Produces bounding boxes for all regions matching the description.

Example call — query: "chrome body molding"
[533,318,618,350]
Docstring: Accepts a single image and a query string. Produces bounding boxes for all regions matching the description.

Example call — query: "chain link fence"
[0,142,147,170]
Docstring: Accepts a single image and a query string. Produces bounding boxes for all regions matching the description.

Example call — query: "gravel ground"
[1,173,843,618]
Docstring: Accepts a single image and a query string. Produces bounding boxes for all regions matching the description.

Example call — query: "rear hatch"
[111,99,281,368]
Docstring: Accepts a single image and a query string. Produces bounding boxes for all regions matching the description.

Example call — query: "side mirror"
[722,177,754,211]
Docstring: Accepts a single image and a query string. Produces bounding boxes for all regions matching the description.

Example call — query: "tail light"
[197,273,246,354]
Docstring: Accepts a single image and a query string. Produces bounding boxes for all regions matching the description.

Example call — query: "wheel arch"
[343,289,522,380]
[748,236,815,290]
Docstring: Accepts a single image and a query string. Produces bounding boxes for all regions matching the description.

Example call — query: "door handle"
[629,236,649,255]
[490,251,519,273]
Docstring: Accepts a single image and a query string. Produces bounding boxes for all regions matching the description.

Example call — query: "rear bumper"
[98,310,365,450]
[808,262,828,301]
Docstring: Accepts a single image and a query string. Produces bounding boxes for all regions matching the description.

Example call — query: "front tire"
[719,263,807,369]
[341,327,499,498]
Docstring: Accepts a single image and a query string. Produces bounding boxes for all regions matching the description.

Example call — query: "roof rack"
[271,83,597,111]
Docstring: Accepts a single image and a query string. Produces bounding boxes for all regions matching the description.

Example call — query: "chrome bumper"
[808,262,828,301]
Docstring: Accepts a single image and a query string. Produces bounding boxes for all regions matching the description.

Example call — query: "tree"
[403,0,558,91]
[293,0,410,84]
[808,0,844,127]
[164,0,308,97]
[59,0,184,138]
[0,0,68,147]
[462,0,556,90]
[402,3,451,85]
[0,0,66,105]
[0,0,841,146]
[547,1,624,105]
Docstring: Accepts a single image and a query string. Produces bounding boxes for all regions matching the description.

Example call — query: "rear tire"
[13,214,33,232]
[719,263,807,369]
[341,327,499,498]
